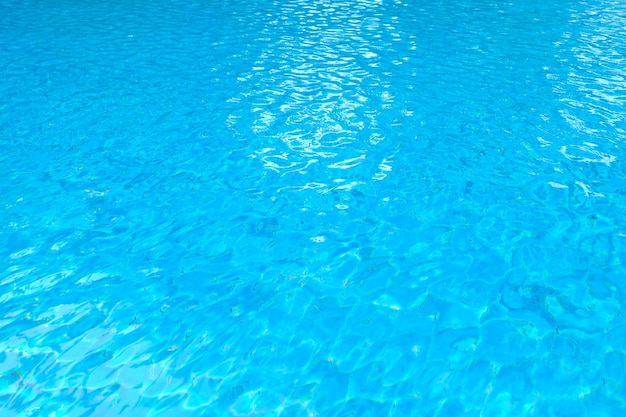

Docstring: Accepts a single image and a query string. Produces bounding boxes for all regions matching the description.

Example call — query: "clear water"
[1,0,626,415]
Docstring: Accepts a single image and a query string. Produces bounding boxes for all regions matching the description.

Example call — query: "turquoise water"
[2,0,626,415]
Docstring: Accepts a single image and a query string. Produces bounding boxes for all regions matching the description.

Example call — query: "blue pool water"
[2,0,626,415]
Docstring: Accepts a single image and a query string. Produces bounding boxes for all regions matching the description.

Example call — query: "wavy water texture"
[226,0,401,195]
[1,0,626,416]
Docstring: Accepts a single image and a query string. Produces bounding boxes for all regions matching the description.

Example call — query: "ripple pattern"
[224,0,419,196]
[1,0,626,416]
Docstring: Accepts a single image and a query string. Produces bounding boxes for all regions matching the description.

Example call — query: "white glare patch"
[310,236,326,243]
[537,137,551,147]
[76,272,109,285]
[560,145,616,166]
[51,241,68,251]
[10,247,36,259]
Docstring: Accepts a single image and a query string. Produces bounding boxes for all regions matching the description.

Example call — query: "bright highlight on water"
[1,0,626,415]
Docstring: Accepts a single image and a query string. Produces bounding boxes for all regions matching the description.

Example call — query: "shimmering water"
[2,0,626,415]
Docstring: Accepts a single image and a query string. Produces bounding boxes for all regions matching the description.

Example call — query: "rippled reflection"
[226,0,626,201]
[227,0,402,192]
[545,0,626,196]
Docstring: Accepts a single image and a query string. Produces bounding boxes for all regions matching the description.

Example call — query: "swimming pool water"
[2,0,626,415]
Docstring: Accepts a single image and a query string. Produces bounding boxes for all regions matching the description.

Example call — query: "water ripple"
[227,0,399,192]
[3,0,626,415]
